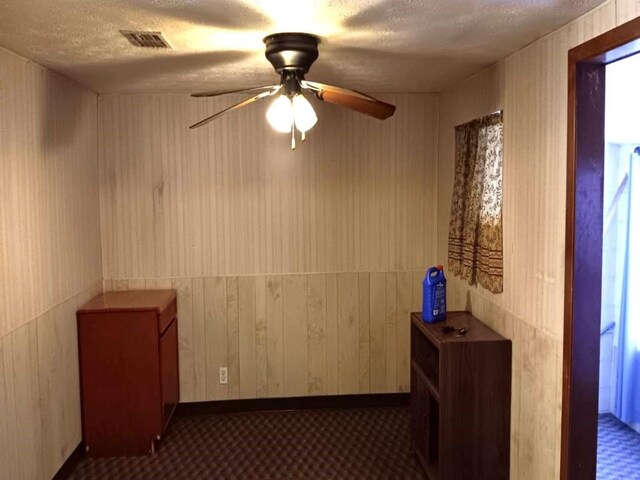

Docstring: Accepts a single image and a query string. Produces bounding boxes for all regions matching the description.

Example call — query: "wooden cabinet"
[77,290,179,457]
[410,311,511,480]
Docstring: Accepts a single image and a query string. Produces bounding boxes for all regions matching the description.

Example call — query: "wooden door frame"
[562,15,640,480]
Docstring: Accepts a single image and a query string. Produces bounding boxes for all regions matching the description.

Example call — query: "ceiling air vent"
[120,31,172,48]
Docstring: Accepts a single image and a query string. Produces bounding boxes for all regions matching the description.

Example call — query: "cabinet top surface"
[411,311,508,347]
[78,290,176,314]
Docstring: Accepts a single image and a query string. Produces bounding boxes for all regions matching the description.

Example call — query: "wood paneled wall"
[436,1,636,478]
[617,0,640,23]
[0,282,103,480]
[98,93,438,279]
[98,93,438,401]
[0,47,102,479]
[0,48,102,339]
[105,273,423,402]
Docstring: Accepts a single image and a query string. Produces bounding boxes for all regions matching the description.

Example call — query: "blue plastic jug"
[422,265,447,323]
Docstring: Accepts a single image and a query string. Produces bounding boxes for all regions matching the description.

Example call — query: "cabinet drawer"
[411,323,440,388]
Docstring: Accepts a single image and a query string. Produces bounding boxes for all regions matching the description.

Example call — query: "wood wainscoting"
[105,272,424,403]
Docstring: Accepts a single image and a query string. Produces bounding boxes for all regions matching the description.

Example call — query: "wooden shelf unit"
[410,311,511,480]
[77,290,179,457]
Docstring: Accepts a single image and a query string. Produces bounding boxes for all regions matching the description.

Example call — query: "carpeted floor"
[597,413,640,479]
[69,407,425,479]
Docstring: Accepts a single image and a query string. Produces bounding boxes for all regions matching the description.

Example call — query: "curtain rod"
[454,109,503,129]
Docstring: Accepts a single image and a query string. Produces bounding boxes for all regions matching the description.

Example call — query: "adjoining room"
[596,51,640,479]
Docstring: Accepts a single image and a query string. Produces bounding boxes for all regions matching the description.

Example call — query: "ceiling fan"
[189,32,396,149]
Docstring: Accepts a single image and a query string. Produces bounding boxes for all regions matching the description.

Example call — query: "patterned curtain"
[448,111,504,293]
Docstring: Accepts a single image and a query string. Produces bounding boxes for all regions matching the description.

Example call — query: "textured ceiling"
[0,0,605,94]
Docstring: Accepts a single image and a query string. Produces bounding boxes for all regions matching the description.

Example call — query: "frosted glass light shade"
[266,95,293,133]
[292,94,317,133]
[266,94,318,135]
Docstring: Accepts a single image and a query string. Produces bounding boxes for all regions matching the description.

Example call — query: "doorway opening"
[562,16,640,480]
[596,52,640,478]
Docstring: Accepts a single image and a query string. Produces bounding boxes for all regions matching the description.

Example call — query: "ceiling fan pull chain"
[291,122,296,150]
[301,131,306,142]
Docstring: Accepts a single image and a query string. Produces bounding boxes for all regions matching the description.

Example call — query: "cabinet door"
[160,319,179,431]
[79,311,162,456]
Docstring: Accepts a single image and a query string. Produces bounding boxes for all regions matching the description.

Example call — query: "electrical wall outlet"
[219,367,228,384]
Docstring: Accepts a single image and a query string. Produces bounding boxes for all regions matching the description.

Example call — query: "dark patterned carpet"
[597,413,640,479]
[69,407,425,479]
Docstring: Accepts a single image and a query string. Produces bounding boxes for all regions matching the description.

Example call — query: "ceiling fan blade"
[190,86,281,129]
[301,81,396,120]
[191,85,279,98]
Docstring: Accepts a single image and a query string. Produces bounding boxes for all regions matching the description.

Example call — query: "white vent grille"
[120,31,171,48]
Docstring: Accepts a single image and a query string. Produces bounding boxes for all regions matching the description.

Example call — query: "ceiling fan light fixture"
[266,93,317,135]
[292,94,317,133]
[266,95,293,133]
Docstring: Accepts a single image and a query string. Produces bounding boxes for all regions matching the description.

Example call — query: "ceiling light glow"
[266,95,293,133]
[292,94,318,133]
[250,0,344,36]
[266,94,318,135]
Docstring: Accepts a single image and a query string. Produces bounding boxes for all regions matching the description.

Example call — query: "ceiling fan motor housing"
[263,33,319,74]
